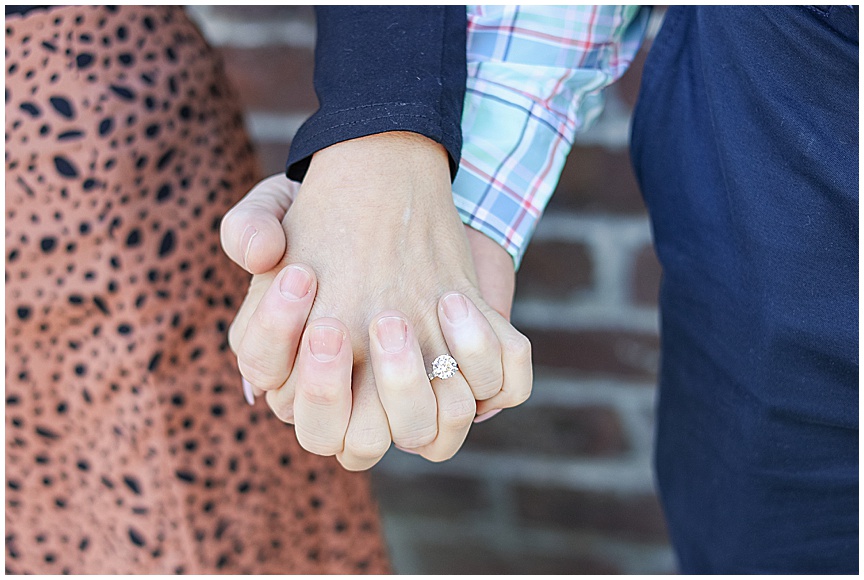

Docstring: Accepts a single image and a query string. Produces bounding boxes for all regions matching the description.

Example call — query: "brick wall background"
[187,6,674,574]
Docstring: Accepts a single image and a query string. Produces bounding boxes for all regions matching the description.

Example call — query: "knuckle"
[336,454,380,472]
[253,311,283,335]
[300,379,343,407]
[423,449,458,463]
[502,332,532,364]
[237,351,284,391]
[295,429,341,457]
[265,393,294,424]
[392,424,437,450]
[379,378,416,396]
[504,381,533,409]
[465,368,504,400]
[458,332,501,363]
[377,374,431,401]
[343,429,391,462]
[438,397,477,430]
[513,387,532,407]
[376,359,423,391]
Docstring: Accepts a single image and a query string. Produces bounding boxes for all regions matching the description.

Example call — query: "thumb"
[465,226,516,321]
[221,173,297,274]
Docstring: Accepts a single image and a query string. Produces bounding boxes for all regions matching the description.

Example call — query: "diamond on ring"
[428,354,458,381]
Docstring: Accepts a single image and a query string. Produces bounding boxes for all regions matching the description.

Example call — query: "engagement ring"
[428,354,458,380]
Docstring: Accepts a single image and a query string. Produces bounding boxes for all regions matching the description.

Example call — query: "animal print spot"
[109,84,135,100]
[53,156,79,178]
[75,53,94,68]
[49,96,74,118]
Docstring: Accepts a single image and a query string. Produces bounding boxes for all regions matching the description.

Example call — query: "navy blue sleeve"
[286,6,467,182]
[5,6,51,16]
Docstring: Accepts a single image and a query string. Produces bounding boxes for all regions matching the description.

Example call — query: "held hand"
[221,134,531,469]
[221,177,517,333]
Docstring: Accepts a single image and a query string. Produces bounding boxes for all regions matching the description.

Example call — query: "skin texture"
[221,133,531,471]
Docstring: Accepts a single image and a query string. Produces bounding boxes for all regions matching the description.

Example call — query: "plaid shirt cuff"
[453,5,649,269]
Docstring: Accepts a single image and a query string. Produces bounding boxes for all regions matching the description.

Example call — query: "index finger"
[292,318,354,456]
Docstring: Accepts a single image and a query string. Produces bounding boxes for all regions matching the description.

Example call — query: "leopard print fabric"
[5,6,389,574]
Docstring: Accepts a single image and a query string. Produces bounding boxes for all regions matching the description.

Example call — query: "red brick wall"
[188,6,673,574]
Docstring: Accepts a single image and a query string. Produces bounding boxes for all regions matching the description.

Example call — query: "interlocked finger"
[337,362,393,471]
[228,271,275,358]
[408,371,476,462]
[236,264,315,394]
[475,308,533,418]
[437,292,504,401]
[292,318,354,456]
[369,312,439,451]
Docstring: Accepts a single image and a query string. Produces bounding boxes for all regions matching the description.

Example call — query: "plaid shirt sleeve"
[452,5,650,268]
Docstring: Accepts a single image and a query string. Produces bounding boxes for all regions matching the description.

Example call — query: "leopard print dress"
[5,6,389,574]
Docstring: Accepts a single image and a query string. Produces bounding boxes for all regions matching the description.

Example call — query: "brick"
[220,46,317,113]
[209,5,315,23]
[465,405,628,458]
[548,146,646,214]
[252,140,292,177]
[412,539,621,575]
[370,472,488,520]
[514,486,670,543]
[522,328,659,380]
[516,240,592,301]
[632,244,662,307]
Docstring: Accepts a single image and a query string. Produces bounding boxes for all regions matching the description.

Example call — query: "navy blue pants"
[631,6,858,573]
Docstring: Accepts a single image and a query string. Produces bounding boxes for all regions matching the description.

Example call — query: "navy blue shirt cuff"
[286,6,467,182]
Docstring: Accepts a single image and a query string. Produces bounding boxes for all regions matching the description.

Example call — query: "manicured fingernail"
[473,409,501,424]
[395,445,421,455]
[376,316,407,353]
[241,225,258,270]
[242,378,255,406]
[309,325,344,362]
[442,293,469,323]
[279,265,312,300]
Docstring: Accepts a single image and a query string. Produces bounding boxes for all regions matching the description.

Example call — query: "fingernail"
[395,445,421,455]
[473,409,501,424]
[442,293,469,323]
[279,265,312,300]
[309,325,344,362]
[241,225,258,270]
[242,378,255,406]
[376,316,407,353]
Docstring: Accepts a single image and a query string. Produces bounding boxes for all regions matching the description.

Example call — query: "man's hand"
[221,133,531,470]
